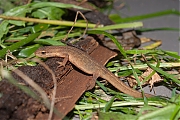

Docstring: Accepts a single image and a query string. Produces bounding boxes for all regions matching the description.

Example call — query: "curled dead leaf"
[127,67,163,91]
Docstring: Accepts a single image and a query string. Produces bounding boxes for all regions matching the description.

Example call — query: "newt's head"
[35,46,63,58]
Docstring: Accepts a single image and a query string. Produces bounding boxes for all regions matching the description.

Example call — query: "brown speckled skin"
[35,46,153,98]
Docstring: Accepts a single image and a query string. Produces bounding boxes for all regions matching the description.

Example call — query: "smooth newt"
[35,46,153,98]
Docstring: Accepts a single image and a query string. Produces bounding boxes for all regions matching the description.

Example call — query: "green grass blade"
[96,80,108,92]
[170,105,180,120]
[87,30,127,58]
[30,2,90,10]
[115,9,180,23]
[103,96,116,112]
[147,62,180,84]
[138,27,180,32]
[0,32,40,58]
[138,104,176,120]
[162,50,180,59]
[142,59,160,84]
[109,62,180,71]
[125,49,159,54]
[93,22,143,31]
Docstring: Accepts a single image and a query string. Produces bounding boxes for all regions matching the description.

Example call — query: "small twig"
[5,50,17,61]
[63,11,88,42]
[33,58,57,120]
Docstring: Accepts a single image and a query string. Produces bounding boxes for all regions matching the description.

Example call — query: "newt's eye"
[41,51,46,55]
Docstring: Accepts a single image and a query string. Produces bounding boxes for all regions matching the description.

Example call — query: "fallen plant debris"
[127,67,163,90]
[0,0,180,120]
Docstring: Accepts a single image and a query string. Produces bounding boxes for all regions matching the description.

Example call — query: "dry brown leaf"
[126,76,138,87]
[142,67,163,90]
[127,67,163,90]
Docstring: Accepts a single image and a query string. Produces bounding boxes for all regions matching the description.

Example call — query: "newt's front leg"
[56,54,69,67]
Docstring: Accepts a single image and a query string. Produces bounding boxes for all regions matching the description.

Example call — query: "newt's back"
[35,46,153,98]
[35,46,102,74]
